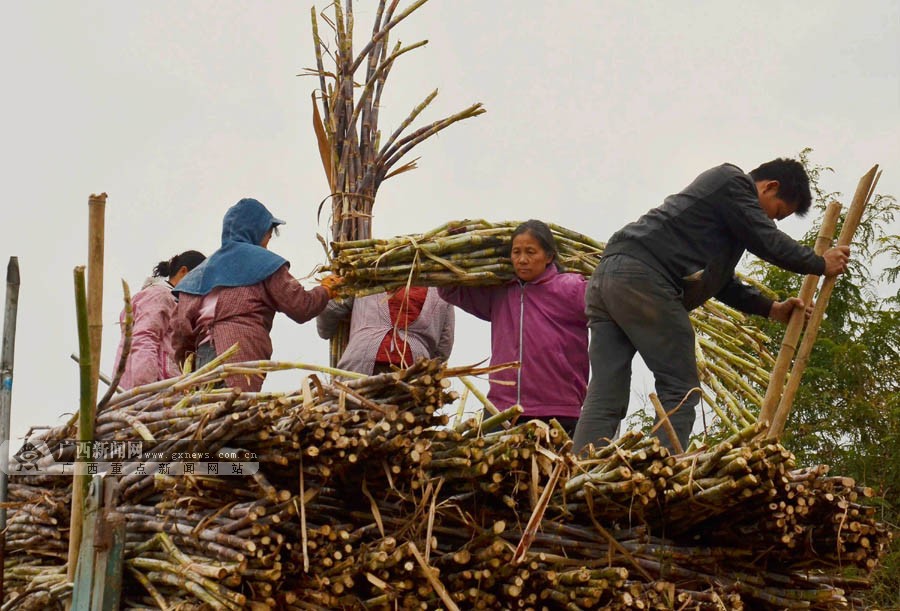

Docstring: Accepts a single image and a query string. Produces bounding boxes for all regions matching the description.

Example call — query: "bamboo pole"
[66,266,93,583]
[0,256,21,602]
[758,201,842,426]
[768,166,881,438]
[65,193,107,587]
[87,193,107,412]
[69,354,120,391]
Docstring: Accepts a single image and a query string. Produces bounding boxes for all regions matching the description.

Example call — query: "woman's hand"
[768,297,812,324]
[318,274,344,298]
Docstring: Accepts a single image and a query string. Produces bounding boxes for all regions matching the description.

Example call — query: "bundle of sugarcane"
[115,362,464,608]
[3,359,893,610]
[325,218,777,434]
[325,219,602,295]
[274,415,890,610]
[1,482,72,609]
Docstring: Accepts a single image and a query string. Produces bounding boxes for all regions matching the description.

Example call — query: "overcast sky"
[1,1,898,443]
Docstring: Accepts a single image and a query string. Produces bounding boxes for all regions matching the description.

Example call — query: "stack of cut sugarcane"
[325,219,603,296]
[2,359,892,610]
[326,218,776,434]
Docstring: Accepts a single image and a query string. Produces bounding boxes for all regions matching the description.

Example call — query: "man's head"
[749,158,812,221]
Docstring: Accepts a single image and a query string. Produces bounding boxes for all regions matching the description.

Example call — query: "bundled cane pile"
[2,358,892,610]
[325,220,603,295]
[325,219,775,431]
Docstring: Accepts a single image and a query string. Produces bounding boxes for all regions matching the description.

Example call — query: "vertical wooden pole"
[68,191,107,586]
[87,193,107,410]
[70,475,101,609]
[768,166,880,438]
[1,256,21,601]
[758,202,842,426]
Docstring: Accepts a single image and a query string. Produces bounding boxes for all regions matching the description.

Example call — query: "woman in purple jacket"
[438,220,588,434]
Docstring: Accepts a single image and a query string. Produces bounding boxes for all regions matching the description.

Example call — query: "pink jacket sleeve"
[126,289,177,387]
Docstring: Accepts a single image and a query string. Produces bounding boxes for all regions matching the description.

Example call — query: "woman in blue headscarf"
[171,198,342,391]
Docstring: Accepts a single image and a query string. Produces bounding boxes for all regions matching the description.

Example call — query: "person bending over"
[572,158,849,453]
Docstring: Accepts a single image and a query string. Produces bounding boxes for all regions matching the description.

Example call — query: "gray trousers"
[572,254,700,453]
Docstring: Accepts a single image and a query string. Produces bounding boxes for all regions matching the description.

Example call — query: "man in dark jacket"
[572,158,850,453]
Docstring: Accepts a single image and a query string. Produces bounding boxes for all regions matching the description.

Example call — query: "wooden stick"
[768,166,880,437]
[0,256,21,602]
[69,354,119,390]
[649,392,683,454]
[86,192,107,414]
[759,201,842,426]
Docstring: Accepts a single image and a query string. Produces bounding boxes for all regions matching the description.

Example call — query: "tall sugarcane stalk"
[65,266,93,583]
[768,165,881,438]
[306,0,484,365]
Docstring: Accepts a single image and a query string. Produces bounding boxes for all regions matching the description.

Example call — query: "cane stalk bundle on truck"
[2,357,892,610]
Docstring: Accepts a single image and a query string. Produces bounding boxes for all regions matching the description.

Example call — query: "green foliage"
[748,149,900,606]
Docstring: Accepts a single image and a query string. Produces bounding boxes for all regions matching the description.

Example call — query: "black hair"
[511,220,559,269]
[748,158,812,216]
[153,250,206,279]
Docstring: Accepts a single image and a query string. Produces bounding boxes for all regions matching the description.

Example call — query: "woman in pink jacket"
[438,220,588,434]
[113,250,206,389]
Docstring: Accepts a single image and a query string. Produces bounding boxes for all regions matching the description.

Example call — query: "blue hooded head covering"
[174,198,288,296]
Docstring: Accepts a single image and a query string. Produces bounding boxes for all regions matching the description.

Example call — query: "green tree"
[749,150,899,605]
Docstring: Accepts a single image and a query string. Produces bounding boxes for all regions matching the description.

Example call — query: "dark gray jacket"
[603,163,824,315]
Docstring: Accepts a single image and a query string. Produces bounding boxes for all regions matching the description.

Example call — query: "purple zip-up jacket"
[439,266,588,419]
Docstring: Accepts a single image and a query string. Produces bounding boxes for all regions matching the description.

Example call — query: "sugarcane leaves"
[311,92,334,191]
[361,477,385,538]
[378,103,486,182]
[383,157,419,181]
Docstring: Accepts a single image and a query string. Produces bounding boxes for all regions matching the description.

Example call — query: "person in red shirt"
[317,287,455,375]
